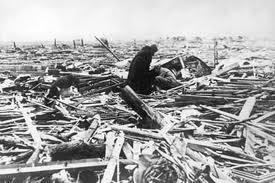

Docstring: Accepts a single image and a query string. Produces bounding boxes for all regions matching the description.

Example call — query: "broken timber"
[95,36,121,62]
[101,132,125,183]
[120,85,167,129]
[16,97,42,165]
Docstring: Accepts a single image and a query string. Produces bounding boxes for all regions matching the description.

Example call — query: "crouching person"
[127,44,159,95]
[44,74,80,107]
[153,66,182,90]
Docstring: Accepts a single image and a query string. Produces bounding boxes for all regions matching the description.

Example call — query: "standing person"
[127,45,158,94]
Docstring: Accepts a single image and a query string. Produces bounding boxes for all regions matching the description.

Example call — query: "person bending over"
[127,44,158,94]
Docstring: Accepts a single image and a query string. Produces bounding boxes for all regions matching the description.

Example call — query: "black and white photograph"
[0,0,274,182]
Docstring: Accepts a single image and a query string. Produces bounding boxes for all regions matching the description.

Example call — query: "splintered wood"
[0,36,274,183]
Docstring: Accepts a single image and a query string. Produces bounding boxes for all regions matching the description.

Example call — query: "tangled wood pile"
[0,37,274,183]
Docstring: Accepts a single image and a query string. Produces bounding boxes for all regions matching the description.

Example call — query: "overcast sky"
[0,0,274,42]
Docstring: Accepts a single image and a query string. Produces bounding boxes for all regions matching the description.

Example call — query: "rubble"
[0,37,274,183]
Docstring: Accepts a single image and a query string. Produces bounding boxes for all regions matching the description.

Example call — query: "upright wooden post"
[81,39,84,47]
[214,40,218,67]
[73,40,76,49]
[133,39,136,47]
[54,38,57,48]
[13,42,17,49]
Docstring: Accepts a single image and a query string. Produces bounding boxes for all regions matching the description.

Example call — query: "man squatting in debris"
[44,74,79,106]
[127,44,181,94]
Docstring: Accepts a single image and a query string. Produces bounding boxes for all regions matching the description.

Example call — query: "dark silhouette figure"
[44,74,79,106]
[127,45,158,94]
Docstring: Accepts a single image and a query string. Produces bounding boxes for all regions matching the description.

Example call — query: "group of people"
[127,44,181,94]
[44,44,181,106]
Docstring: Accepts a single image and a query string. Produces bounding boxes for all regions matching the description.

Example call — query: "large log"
[50,116,102,161]
[50,141,105,161]
[120,85,167,129]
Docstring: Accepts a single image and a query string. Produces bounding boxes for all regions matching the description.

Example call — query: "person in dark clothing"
[44,74,80,106]
[127,45,158,94]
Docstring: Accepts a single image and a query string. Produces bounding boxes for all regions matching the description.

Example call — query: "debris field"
[0,36,274,183]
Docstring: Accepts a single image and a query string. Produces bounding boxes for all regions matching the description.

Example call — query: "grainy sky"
[0,0,274,41]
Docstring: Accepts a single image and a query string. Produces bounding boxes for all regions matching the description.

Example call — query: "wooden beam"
[200,105,241,121]
[0,158,107,177]
[122,142,133,160]
[101,132,125,183]
[213,62,240,76]
[239,97,256,156]
[16,97,42,170]
[16,98,42,148]
[95,36,121,62]
[247,125,275,142]
[105,131,116,159]
[253,111,275,123]
[185,139,266,163]
[120,85,167,129]
[111,125,164,139]
[239,97,256,120]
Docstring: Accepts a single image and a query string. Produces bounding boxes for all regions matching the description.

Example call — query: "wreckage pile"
[0,36,274,183]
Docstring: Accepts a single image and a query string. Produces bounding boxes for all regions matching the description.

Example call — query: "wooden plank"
[244,127,255,156]
[213,62,240,76]
[122,142,133,160]
[159,114,175,134]
[94,36,121,62]
[176,95,239,106]
[133,141,141,161]
[239,97,256,120]
[239,97,256,156]
[85,114,100,143]
[247,125,275,142]
[0,158,107,177]
[111,125,164,139]
[101,132,125,183]
[16,98,42,147]
[200,105,241,121]
[185,139,266,163]
[105,131,116,159]
[248,122,275,134]
[0,110,53,125]
[253,111,275,123]
[16,97,42,168]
